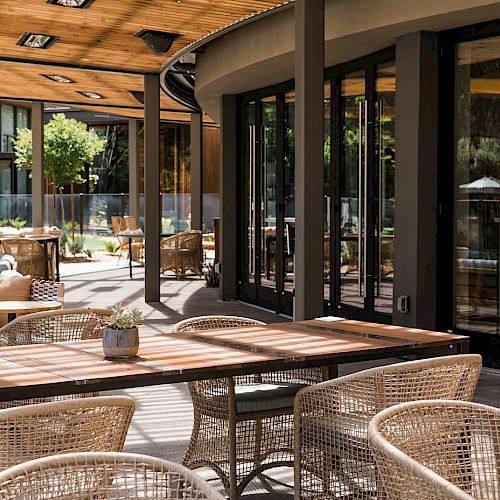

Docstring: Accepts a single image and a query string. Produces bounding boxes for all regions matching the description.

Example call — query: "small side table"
[0,300,62,323]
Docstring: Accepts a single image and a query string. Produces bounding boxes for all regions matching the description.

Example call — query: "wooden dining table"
[0,319,469,402]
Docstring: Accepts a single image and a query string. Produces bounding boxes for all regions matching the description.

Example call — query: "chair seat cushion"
[235,382,309,414]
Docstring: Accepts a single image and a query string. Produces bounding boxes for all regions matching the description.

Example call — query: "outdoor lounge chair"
[173,315,323,499]
[0,396,135,470]
[161,230,203,278]
[1,238,47,279]
[294,354,482,499]
[0,452,225,499]
[368,399,500,499]
[112,215,143,261]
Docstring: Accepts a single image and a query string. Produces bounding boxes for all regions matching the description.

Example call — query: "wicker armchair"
[368,399,500,500]
[174,315,323,499]
[29,278,65,303]
[1,238,46,278]
[0,307,112,408]
[294,354,482,499]
[112,215,143,261]
[161,230,203,278]
[0,396,135,470]
[0,452,225,499]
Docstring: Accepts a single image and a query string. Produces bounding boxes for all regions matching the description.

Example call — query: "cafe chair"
[0,452,225,500]
[0,307,112,408]
[294,354,482,500]
[112,215,143,262]
[0,396,135,470]
[161,230,203,278]
[174,315,323,499]
[1,238,46,279]
[29,278,65,303]
[368,399,500,499]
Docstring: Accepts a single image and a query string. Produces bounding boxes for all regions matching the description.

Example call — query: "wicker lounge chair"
[0,396,135,470]
[368,399,500,499]
[0,452,225,499]
[161,230,203,278]
[294,354,482,499]
[174,315,323,499]
[1,238,46,279]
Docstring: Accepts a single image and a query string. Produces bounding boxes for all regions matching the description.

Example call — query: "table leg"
[7,313,16,323]
[128,238,133,279]
[43,241,49,280]
[322,365,338,381]
[55,239,60,282]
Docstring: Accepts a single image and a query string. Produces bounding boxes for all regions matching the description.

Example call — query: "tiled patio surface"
[62,266,500,498]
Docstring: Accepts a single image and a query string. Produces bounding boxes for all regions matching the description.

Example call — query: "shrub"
[103,241,120,255]
[9,217,27,230]
[204,263,220,288]
[68,236,84,256]
[83,248,94,259]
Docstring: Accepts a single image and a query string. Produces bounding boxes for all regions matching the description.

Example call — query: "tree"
[14,113,105,229]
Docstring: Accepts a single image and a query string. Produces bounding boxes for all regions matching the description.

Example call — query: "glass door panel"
[247,101,257,284]
[260,96,278,288]
[340,70,366,309]
[284,91,295,293]
[374,63,396,314]
[324,82,332,302]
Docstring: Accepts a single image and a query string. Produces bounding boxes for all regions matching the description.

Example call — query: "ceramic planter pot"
[102,327,139,358]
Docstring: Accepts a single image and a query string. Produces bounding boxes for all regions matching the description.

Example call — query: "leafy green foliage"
[103,241,120,255]
[0,219,8,228]
[107,304,144,330]
[13,113,105,188]
[9,217,27,230]
[83,248,94,259]
[204,263,220,287]
[68,235,84,256]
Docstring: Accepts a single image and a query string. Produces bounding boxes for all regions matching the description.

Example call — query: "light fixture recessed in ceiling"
[47,0,94,7]
[77,91,103,99]
[135,29,181,56]
[17,33,57,49]
[42,74,73,84]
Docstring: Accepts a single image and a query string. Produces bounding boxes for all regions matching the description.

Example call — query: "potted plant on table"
[102,304,144,359]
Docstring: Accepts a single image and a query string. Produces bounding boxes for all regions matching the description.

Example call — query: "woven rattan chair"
[0,451,225,499]
[0,396,135,470]
[161,230,203,278]
[29,278,65,303]
[0,307,111,408]
[1,238,46,278]
[174,315,323,499]
[294,354,482,499]
[368,399,500,499]
[112,215,143,262]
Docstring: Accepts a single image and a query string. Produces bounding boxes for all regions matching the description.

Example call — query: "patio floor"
[62,266,500,498]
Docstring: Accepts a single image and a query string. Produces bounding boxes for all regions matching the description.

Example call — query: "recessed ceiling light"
[129,91,144,104]
[17,33,57,49]
[47,0,94,7]
[135,29,181,56]
[42,74,73,84]
[77,91,103,99]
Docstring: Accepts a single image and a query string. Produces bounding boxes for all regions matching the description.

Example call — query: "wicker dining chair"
[174,315,323,499]
[0,396,135,470]
[161,230,203,278]
[112,215,143,262]
[294,354,482,499]
[0,307,112,408]
[29,278,65,303]
[0,451,225,500]
[368,399,500,499]
[1,238,46,279]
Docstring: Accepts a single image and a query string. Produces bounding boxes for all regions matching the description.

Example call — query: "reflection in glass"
[455,35,500,335]
[284,91,295,292]
[260,96,278,286]
[324,82,332,301]
[374,62,396,314]
[340,70,365,308]
[246,102,256,283]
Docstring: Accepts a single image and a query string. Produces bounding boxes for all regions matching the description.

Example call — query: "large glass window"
[2,104,15,152]
[454,35,500,335]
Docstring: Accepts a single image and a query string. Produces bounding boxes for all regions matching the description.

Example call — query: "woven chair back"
[0,396,135,470]
[369,399,500,499]
[173,315,265,332]
[123,215,139,230]
[2,238,45,277]
[111,216,126,237]
[0,452,225,499]
[178,230,202,251]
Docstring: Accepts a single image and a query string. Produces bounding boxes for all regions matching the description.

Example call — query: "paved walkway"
[62,267,500,498]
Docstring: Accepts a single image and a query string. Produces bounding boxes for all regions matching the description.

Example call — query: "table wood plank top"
[0,301,62,314]
[0,319,469,401]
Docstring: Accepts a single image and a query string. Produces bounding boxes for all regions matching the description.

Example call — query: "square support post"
[220,95,238,300]
[393,32,439,329]
[190,112,203,231]
[294,0,325,320]
[31,102,45,228]
[144,74,161,303]
[128,118,140,221]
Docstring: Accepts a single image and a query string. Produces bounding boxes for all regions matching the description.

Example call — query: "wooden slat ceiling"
[0,0,288,119]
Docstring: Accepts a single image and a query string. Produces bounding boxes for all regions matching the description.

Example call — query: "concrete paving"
[62,266,499,498]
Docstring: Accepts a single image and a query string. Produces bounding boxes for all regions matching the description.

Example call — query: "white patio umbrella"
[459,175,500,194]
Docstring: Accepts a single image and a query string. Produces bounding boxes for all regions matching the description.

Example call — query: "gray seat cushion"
[235,382,309,414]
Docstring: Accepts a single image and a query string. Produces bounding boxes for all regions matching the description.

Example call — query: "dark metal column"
[294,0,325,320]
[393,32,439,329]
[144,74,161,302]
[220,95,238,300]
[128,118,140,221]
[190,112,203,231]
[31,102,45,227]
